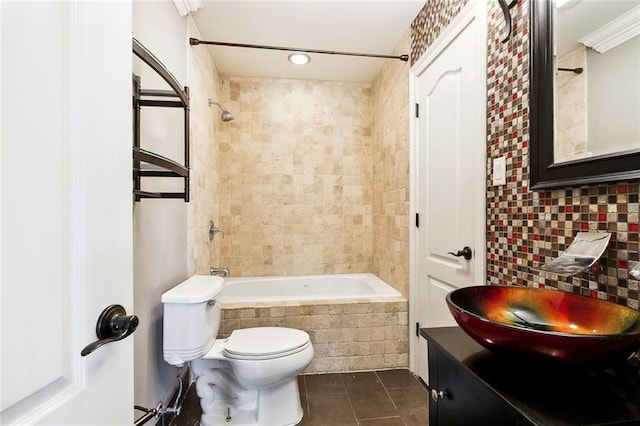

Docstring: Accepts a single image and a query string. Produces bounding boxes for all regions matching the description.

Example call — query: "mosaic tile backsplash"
[483,0,639,308]
[410,0,469,65]
[411,0,639,309]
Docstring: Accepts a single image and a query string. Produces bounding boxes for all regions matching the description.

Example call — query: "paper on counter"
[537,232,611,276]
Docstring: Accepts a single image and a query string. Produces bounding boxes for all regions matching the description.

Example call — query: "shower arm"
[190,38,409,62]
[557,67,584,74]
[208,100,225,111]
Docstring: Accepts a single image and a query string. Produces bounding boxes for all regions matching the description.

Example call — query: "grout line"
[341,373,360,425]
[375,371,400,411]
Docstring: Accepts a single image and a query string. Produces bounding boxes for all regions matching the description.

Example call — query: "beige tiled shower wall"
[555,46,588,163]
[219,299,409,373]
[371,29,411,296]
[186,17,222,275]
[217,77,374,277]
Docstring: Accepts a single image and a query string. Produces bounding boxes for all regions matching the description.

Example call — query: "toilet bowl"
[161,275,314,426]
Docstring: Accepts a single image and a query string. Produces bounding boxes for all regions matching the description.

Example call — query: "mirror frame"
[529,0,640,190]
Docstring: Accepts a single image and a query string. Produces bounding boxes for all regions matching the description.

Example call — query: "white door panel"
[410,0,486,384]
[419,16,477,289]
[426,277,459,328]
[1,2,133,424]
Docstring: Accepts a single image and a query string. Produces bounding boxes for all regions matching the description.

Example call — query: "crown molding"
[172,0,203,17]
[579,5,640,53]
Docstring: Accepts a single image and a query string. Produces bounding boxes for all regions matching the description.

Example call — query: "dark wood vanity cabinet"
[428,337,526,425]
[422,327,640,426]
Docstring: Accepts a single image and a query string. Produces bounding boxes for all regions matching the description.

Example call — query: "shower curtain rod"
[557,67,583,74]
[189,38,409,62]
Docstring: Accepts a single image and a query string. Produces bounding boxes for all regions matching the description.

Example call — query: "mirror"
[530,0,640,189]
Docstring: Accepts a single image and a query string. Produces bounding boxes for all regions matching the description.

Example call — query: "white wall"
[132,0,190,411]
[587,36,640,156]
[132,0,223,411]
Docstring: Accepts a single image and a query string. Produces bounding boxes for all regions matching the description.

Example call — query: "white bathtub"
[218,273,403,305]
[217,273,409,373]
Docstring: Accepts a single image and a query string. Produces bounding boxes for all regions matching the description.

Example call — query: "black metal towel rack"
[132,38,190,202]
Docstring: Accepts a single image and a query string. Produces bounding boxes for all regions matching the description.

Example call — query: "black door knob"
[447,246,473,260]
[81,304,139,356]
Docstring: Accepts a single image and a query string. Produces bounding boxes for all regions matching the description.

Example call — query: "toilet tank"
[161,275,224,366]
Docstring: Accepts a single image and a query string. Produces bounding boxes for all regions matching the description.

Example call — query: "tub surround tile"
[211,30,412,297]
[185,17,222,276]
[220,300,409,373]
[217,77,373,278]
[371,29,412,297]
[555,46,588,162]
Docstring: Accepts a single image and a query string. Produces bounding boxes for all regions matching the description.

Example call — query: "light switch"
[493,156,506,186]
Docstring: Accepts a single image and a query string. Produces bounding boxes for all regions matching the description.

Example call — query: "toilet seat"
[223,327,311,360]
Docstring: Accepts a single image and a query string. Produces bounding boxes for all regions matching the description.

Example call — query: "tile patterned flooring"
[171,369,429,425]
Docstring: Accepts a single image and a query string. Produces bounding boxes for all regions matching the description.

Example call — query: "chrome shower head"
[208,99,235,122]
[220,110,234,122]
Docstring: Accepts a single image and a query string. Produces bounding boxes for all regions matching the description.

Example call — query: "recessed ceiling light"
[288,53,310,65]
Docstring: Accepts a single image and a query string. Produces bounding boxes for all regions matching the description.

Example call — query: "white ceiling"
[556,0,639,56]
[190,1,424,83]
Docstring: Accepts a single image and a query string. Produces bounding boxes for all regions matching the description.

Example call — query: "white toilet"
[161,275,314,426]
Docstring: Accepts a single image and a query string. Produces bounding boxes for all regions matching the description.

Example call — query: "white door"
[410,0,486,383]
[1,2,134,424]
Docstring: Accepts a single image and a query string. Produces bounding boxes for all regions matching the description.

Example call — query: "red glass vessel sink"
[446,286,640,365]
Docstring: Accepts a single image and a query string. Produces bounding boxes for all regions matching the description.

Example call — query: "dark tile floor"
[300,369,428,425]
[170,369,429,426]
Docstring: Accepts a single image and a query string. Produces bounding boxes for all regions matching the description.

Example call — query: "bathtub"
[219,273,403,304]
[217,273,408,374]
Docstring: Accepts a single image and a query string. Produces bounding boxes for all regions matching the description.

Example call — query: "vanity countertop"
[421,326,640,426]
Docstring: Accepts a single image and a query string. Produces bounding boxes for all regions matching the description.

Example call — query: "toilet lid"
[224,327,310,360]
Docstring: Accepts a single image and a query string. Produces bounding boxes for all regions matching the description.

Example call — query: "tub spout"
[210,267,230,277]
